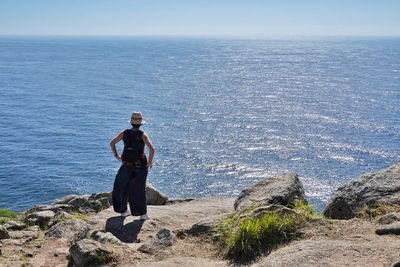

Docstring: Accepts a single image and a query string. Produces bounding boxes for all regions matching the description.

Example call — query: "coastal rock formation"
[138,228,175,254]
[28,204,75,214]
[0,225,9,239]
[90,230,122,245]
[375,222,400,235]
[146,183,168,205]
[2,220,26,231]
[46,219,89,243]
[234,172,306,211]
[251,239,394,267]
[7,226,39,243]
[323,161,400,219]
[69,239,113,267]
[26,210,55,229]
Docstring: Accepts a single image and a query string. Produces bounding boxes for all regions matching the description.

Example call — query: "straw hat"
[129,111,145,125]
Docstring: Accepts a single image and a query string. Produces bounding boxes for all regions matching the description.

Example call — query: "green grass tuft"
[217,211,300,263]
[0,208,16,218]
[292,200,317,219]
[358,202,395,220]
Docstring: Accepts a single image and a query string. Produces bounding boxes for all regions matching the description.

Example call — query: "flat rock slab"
[252,239,396,267]
[376,222,400,235]
[90,196,235,244]
[135,257,229,267]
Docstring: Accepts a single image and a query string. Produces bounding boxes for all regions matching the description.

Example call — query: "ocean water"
[0,37,399,212]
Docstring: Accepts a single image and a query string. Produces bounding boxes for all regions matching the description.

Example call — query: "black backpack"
[121,129,145,163]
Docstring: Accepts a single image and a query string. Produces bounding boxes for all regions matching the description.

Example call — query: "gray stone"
[67,195,90,209]
[69,239,113,267]
[324,161,400,219]
[78,200,103,214]
[146,183,168,205]
[375,222,400,235]
[97,197,111,210]
[48,210,71,227]
[252,239,379,267]
[52,194,79,205]
[89,192,111,202]
[90,230,121,244]
[26,210,55,229]
[54,247,69,257]
[27,204,75,213]
[234,172,306,211]
[391,256,400,267]
[378,213,400,225]
[0,225,9,239]
[46,219,89,243]
[8,228,39,241]
[3,220,27,231]
[138,228,175,254]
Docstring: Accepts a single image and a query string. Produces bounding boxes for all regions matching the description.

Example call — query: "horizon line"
[1,34,400,40]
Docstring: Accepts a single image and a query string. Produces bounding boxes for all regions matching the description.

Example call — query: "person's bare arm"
[110,131,124,161]
[142,133,155,168]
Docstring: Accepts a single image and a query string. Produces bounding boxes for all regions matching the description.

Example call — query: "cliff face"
[1,163,400,267]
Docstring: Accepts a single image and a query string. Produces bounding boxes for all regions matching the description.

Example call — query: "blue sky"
[1,0,399,37]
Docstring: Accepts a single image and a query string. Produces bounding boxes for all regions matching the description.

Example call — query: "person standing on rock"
[110,111,155,220]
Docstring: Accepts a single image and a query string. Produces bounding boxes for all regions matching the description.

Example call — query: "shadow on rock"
[105,216,144,243]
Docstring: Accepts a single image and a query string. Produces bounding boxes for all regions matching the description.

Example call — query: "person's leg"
[112,165,132,214]
[128,168,148,216]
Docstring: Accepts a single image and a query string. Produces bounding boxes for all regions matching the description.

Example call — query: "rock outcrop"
[234,172,306,211]
[379,213,400,225]
[26,210,55,229]
[146,183,168,205]
[69,239,113,267]
[138,228,175,254]
[323,161,400,219]
[375,222,400,235]
[0,225,9,239]
[46,219,89,243]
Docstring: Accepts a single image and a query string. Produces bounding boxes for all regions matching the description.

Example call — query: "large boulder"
[323,161,400,219]
[69,239,113,267]
[234,173,306,211]
[46,219,89,243]
[146,183,168,205]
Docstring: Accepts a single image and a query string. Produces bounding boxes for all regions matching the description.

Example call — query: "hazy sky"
[1,0,399,37]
